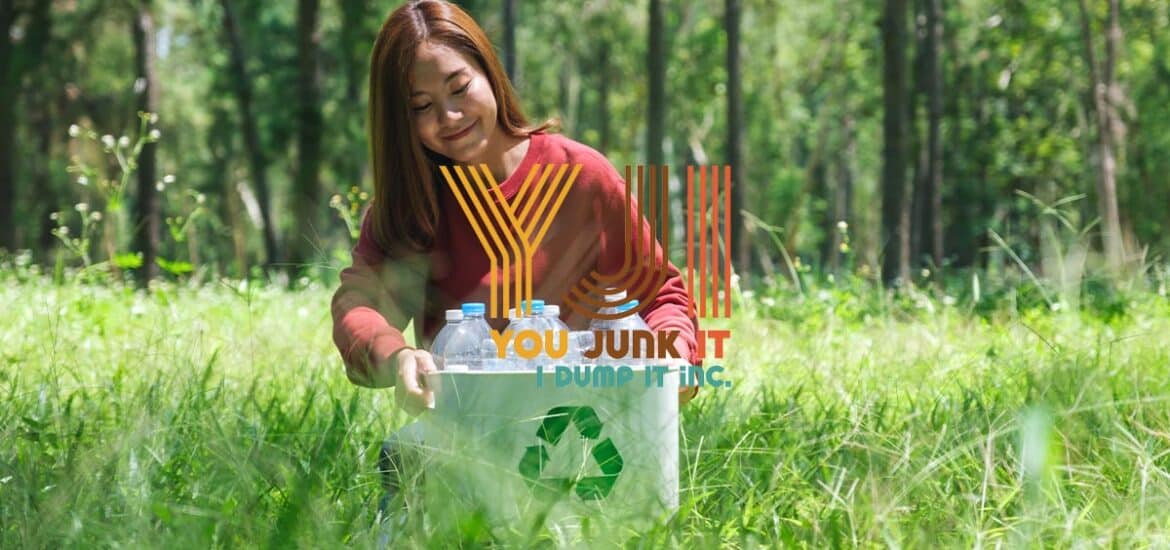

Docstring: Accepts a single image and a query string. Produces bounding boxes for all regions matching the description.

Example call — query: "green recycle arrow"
[517,405,624,501]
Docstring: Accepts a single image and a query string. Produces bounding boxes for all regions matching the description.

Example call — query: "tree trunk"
[925,0,944,268]
[645,0,666,244]
[132,0,161,283]
[881,0,910,285]
[0,1,17,251]
[503,0,516,81]
[726,0,748,281]
[1077,0,1125,273]
[339,0,369,195]
[220,0,278,268]
[290,0,323,273]
[647,0,665,167]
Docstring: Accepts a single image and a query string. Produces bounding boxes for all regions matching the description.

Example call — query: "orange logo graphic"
[442,163,732,320]
[441,163,579,318]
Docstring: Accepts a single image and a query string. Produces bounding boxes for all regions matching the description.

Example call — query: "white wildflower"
[118,136,131,148]
[89,211,102,222]
[155,181,165,192]
[74,202,89,213]
[196,193,206,205]
[921,268,931,278]
[49,212,59,221]
[162,174,175,184]
[76,175,89,186]
[837,220,848,231]
[329,194,342,207]
[57,226,69,236]
[68,124,81,137]
[148,129,161,140]
[149,113,159,124]
[101,135,115,148]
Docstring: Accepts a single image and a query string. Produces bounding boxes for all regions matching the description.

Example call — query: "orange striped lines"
[564,165,671,320]
[442,163,578,317]
[686,165,733,318]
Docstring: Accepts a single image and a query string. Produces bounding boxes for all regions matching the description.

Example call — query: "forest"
[4,0,1170,547]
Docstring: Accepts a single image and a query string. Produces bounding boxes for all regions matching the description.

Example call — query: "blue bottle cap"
[461,302,486,315]
[615,299,640,314]
[519,299,545,315]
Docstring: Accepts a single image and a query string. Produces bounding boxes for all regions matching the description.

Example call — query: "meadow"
[3,264,1170,547]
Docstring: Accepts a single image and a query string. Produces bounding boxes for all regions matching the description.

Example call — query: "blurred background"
[0,0,1167,290]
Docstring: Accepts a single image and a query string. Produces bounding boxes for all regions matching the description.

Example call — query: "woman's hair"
[367,0,550,256]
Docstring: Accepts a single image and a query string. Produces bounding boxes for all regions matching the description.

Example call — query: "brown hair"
[367,0,549,256]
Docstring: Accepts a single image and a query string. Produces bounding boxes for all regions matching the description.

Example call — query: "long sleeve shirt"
[331,132,700,382]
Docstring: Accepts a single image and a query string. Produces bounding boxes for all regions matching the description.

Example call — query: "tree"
[924,0,943,268]
[220,0,278,268]
[1078,0,1126,273]
[0,0,16,252]
[646,4,665,158]
[881,0,910,285]
[0,0,50,252]
[726,0,747,279]
[132,0,161,283]
[289,0,323,271]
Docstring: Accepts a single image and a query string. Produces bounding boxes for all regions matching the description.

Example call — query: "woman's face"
[409,41,499,164]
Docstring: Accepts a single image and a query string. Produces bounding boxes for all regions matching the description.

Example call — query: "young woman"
[331,0,701,415]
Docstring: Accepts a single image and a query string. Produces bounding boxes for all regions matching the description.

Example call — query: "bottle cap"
[461,302,486,316]
[445,309,463,322]
[544,304,561,317]
[615,299,640,314]
[519,299,545,316]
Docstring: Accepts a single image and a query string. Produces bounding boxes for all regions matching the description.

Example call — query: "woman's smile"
[441,119,477,141]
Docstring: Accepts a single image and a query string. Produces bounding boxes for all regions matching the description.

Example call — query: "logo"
[517,405,624,500]
[441,162,734,321]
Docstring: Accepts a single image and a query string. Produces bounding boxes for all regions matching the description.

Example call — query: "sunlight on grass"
[3,272,1170,546]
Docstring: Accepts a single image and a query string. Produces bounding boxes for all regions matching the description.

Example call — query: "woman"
[331,0,700,415]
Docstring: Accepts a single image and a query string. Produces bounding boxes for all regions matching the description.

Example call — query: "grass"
[3,267,1170,547]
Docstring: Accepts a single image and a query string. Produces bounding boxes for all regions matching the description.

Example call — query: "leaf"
[112,252,144,270]
[157,257,194,276]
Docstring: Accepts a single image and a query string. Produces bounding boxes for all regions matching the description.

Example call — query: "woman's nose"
[438,100,464,124]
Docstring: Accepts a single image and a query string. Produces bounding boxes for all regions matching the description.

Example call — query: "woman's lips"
[441,120,476,141]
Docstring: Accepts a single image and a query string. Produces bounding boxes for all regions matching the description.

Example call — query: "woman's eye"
[453,81,470,95]
[411,103,431,113]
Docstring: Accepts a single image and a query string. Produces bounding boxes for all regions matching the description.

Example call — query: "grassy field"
[3,267,1170,547]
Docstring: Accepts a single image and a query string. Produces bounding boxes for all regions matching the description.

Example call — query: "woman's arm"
[595,165,701,367]
[331,209,430,388]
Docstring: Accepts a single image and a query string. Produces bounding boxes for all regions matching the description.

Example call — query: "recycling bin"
[415,365,680,543]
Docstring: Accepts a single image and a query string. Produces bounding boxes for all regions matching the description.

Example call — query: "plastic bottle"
[541,304,573,364]
[589,299,652,366]
[439,318,484,372]
[503,303,545,370]
[429,309,463,369]
[461,302,491,342]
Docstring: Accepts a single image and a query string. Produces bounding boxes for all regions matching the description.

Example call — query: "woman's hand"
[661,358,699,407]
[391,348,438,415]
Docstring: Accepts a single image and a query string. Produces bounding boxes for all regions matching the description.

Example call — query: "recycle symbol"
[517,405,624,501]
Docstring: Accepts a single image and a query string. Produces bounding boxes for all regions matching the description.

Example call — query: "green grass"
[3,269,1170,547]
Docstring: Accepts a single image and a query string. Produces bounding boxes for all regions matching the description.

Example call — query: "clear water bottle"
[504,303,545,370]
[541,304,573,365]
[440,318,484,372]
[589,299,651,366]
[461,302,491,343]
[430,309,463,368]
[597,288,627,316]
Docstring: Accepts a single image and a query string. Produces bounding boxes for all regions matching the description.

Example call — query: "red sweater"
[331,132,700,379]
